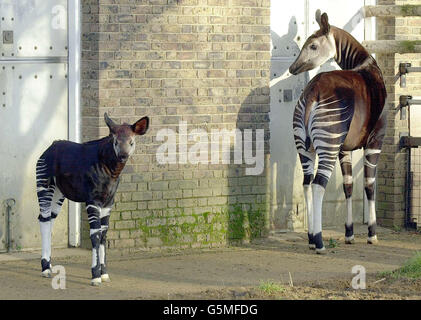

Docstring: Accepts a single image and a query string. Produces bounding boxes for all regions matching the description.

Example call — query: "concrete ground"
[0,224,420,300]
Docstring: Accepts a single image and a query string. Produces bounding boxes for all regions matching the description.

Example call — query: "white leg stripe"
[304,185,314,234]
[40,221,52,261]
[92,249,98,268]
[368,200,376,226]
[99,244,105,265]
[343,175,352,184]
[346,197,352,226]
[86,205,100,212]
[312,184,325,235]
[364,158,377,168]
[100,208,111,218]
[364,149,381,156]
[364,177,376,186]
[90,228,101,236]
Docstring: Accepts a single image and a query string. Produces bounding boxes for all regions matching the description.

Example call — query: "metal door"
[0,0,69,252]
[270,0,369,231]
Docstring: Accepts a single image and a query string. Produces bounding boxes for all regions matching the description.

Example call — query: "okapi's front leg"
[339,151,354,244]
[99,209,111,282]
[364,148,381,244]
[86,203,102,285]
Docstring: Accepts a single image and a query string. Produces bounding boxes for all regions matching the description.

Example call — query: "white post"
[363,0,377,224]
[68,0,81,247]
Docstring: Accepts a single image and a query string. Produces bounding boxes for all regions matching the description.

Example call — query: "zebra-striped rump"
[36,157,65,222]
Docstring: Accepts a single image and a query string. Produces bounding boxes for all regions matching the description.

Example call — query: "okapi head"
[104,113,149,163]
[289,10,336,75]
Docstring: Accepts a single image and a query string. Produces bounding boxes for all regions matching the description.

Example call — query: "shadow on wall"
[227,86,270,244]
[267,16,309,232]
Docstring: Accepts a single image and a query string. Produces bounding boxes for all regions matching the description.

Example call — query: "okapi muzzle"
[36,113,149,285]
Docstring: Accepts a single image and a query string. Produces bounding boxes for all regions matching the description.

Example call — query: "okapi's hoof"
[41,269,52,278]
[345,235,355,244]
[91,277,102,286]
[315,247,326,254]
[41,258,52,278]
[101,274,111,282]
[367,235,378,244]
[308,233,315,250]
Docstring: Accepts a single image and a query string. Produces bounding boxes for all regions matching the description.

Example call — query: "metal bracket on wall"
[2,30,13,44]
[283,89,293,102]
[399,95,421,120]
[399,95,421,149]
[399,63,421,88]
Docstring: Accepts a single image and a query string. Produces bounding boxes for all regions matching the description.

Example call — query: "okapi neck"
[99,136,126,179]
[332,27,371,71]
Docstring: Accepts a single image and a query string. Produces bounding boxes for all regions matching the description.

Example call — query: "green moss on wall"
[127,203,268,248]
[400,40,421,53]
[400,5,421,16]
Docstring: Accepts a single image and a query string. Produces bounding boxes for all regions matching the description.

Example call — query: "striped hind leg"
[311,147,341,254]
[339,150,354,244]
[294,96,317,249]
[36,159,65,277]
[37,184,65,277]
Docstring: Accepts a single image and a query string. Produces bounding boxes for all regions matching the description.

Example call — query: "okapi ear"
[315,9,322,26]
[320,12,330,34]
[104,113,118,134]
[132,116,149,136]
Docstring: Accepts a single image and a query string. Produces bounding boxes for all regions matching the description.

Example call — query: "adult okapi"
[36,113,149,285]
[288,11,387,253]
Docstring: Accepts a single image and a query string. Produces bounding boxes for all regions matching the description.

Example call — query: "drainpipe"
[68,0,81,247]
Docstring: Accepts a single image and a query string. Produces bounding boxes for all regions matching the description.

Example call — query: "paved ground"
[1,224,420,300]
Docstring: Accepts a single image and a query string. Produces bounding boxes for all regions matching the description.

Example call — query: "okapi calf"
[36,113,149,285]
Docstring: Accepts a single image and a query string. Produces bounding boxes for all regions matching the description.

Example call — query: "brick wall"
[376,0,421,228]
[81,0,271,250]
